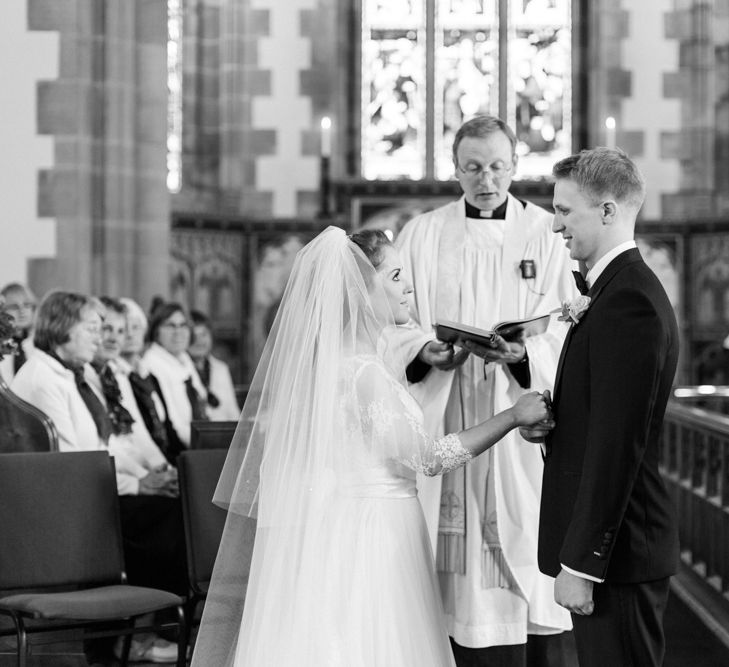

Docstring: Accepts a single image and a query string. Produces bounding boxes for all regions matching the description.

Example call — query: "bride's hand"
[511,390,554,428]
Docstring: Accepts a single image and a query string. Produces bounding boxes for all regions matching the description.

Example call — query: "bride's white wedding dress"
[231,354,466,666]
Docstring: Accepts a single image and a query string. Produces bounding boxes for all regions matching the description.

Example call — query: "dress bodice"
[339,354,470,493]
[337,464,416,499]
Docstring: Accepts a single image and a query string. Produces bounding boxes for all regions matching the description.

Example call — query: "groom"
[523,148,680,666]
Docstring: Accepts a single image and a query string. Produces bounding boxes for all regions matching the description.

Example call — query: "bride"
[191,226,553,666]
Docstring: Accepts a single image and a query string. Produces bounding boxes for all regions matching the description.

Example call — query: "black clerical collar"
[465,198,508,220]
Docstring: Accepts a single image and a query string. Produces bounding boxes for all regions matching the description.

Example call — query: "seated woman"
[11,291,184,664]
[119,296,183,463]
[142,302,208,449]
[188,310,240,421]
[90,297,173,471]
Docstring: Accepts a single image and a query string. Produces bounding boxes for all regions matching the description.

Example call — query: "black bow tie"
[573,271,589,295]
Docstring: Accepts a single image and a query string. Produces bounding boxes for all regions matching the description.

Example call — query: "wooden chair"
[0,451,188,667]
[177,449,228,617]
[0,376,58,453]
[189,419,237,450]
[178,448,257,650]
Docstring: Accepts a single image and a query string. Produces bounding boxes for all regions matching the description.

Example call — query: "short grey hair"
[452,115,517,165]
[34,291,95,353]
[119,297,148,332]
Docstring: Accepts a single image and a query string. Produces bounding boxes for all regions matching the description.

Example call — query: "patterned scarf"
[12,334,27,373]
[128,370,169,448]
[52,353,112,444]
[196,357,220,408]
[95,363,135,436]
[185,376,209,421]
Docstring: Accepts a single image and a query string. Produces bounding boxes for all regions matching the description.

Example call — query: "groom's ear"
[600,200,617,224]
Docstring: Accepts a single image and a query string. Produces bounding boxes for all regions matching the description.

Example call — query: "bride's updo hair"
[348,229,392,269]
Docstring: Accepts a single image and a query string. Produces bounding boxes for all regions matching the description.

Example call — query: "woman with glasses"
[11,291,173,494]
[119,296,184,463]
[142,302,208,449]
[188,309,241,421]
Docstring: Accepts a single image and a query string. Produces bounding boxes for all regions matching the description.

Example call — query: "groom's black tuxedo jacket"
[539,248,680,583]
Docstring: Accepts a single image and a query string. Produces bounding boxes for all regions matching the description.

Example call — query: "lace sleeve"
[396,432,472,476]
[354,358,472,476]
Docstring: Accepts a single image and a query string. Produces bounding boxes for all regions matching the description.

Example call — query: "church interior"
[2,0,729,664]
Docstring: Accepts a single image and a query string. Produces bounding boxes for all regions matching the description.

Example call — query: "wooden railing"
[661,400,729,593]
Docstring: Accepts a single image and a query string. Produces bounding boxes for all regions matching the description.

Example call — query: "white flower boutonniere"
[558,295,591,325]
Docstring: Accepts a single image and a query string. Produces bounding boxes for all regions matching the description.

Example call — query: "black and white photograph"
[1,1,729,665]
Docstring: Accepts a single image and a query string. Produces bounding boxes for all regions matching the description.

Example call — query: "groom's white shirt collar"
[585,240,636,290]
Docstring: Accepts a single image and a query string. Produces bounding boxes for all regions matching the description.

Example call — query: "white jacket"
[85,359,168,471]
[203,355,240,421]
[142,342,207,446]
[11,349,148,495]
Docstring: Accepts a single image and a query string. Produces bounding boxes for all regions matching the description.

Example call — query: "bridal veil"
[190,226,413,665]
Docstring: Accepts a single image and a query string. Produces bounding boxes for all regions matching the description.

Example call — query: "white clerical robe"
[395,194,578,648]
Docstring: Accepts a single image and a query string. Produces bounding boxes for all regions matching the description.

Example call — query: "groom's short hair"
[553,148,646,212]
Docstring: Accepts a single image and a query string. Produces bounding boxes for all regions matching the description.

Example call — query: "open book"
[433,313,551,347]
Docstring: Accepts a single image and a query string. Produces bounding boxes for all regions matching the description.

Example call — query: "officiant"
[395,115,579,667]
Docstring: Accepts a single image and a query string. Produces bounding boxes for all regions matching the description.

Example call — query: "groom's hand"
[419,340,469,370]
[519,424,552,443]
[554,569,594,616]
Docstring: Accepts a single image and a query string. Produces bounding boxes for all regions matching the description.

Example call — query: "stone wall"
[28,0,170,307]
[597,0,729,221]
[172,0,341,219]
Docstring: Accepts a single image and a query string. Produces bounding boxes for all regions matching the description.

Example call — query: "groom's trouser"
[571,577,670,667]
[450,632,576,667]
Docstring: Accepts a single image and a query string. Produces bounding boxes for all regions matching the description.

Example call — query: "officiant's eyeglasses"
[457,160,513,180]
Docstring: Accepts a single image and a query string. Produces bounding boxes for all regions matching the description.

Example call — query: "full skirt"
[233,494,456,666]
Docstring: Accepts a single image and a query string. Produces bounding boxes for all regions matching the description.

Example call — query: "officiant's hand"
[419,340,469,370]
[554,569,594,616]
[463,334,526,364]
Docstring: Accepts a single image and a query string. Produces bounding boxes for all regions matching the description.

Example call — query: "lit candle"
[320,116,332,157]
[605,116,616,150]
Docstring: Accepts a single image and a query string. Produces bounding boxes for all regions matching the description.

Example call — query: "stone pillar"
[30,0,170,308]
[218,0,274,215]
[177,0,223,211]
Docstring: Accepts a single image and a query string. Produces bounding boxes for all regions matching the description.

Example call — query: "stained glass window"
[508,0,571,178]
[361,0,572,180]
[362,0,426,179]
[167,0,183,193]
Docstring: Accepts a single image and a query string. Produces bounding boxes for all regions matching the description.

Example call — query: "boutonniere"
[558,295,591,325]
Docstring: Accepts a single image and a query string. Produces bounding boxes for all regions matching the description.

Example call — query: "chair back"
[177,449,228,592]
[0,376,58,453]
[0,451,124,590]
[189,420,237,450]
